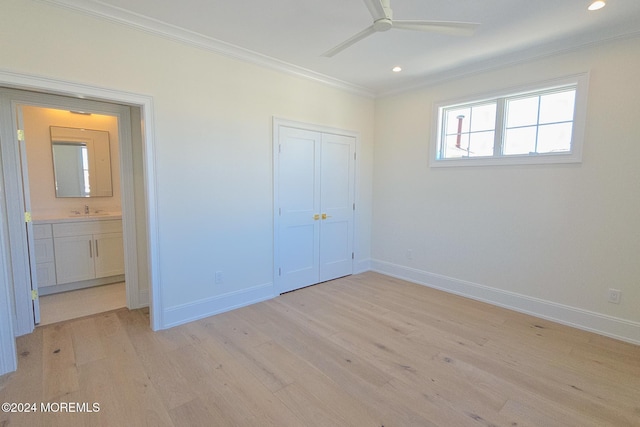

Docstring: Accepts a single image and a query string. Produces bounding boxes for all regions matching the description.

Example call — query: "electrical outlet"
[607,288,621,304]
[215,271,223,285]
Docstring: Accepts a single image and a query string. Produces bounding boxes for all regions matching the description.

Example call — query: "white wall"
[22,107,122,217]
[373,36,640,343]
[0,0,374,328]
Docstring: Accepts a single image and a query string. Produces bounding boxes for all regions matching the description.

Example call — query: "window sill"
[429,151,582,168]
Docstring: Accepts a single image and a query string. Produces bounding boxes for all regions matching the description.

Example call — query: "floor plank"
[42,324,80,402]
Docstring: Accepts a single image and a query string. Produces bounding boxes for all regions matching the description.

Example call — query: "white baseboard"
[162,282,275,329]
[371,260,640,345]
[354,259,371,274]
[137,289,149,308]
[39,275,125,296]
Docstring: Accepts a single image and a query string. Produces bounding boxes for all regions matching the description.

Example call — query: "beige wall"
[0,0,374,320]
[373,36,640,337]
[22,106,121,217]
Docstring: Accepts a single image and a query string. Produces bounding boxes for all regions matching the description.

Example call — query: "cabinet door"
[36,263,56,287]
[94,233,125,278]
[54,235,95,284]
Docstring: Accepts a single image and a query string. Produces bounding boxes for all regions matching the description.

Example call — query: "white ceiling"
[48,0,640,96]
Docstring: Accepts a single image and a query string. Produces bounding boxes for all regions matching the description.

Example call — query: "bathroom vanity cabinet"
[33,224,56,287]
[33,216,125,295]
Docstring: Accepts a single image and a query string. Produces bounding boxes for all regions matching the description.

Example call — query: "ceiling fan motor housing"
[374,18,393,32]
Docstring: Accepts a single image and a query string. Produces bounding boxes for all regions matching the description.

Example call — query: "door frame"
[15,105,40,323]
[2,91,139,334]
[0,70,162,375]
[272,117,359,294]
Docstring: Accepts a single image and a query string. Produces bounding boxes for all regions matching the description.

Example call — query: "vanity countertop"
[32,213,122,224]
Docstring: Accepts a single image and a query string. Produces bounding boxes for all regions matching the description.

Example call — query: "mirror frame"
[50,126,113,198]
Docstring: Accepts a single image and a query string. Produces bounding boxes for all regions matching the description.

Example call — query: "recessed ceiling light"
[392,66,402,73]
[588,0,606,11]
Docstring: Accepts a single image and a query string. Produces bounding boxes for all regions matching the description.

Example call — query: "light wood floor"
[1,272,639,426]
[39,282,126,326]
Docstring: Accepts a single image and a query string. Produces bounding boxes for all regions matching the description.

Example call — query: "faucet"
[84,205,90,215]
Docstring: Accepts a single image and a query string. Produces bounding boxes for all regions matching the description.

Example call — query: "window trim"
[429,72,590,167]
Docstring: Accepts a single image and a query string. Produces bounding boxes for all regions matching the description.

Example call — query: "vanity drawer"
[34,238,54,263]
[53,220,122,237]
[36,262,56,288]
[33,224,53,239]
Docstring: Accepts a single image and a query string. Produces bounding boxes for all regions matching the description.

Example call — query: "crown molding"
[37,0,375,98]
[377,30,640,98]
[34,0,640,100]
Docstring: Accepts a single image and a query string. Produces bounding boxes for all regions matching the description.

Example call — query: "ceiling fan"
[322,0,480,57]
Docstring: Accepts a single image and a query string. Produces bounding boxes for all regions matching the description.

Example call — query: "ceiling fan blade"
[362,0,389,21]
[393,20,479,36]
[322,25,377,57]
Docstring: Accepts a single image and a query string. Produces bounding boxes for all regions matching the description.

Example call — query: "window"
[431,73,589,167]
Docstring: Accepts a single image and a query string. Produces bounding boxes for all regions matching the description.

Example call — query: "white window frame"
[430,73,590,167]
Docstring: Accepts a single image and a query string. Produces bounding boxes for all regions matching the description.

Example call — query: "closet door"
[277,126,321,293]
[275,124,355,294]
[319,133,355,282]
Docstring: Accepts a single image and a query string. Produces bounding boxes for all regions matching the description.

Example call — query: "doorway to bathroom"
[21,104,126,325]
[0,87,149,333]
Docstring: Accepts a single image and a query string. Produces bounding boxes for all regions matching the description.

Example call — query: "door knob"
[322,213,332,220]
[313,214,320,220]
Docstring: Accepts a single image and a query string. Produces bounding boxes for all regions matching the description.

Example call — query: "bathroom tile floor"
[38,282,126,325]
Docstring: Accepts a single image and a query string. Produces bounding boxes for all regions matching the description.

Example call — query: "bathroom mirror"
[50,126,113,198]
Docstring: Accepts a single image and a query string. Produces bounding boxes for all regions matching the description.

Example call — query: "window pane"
[506,96,539,128]
[504,127,536,155]
[470,103,497,132]
[468,131,495,157]
[537,123,572,153]
[539,90,575,124]
[433,75,585,166]
[443,134,470,158]
[445,108,470,134]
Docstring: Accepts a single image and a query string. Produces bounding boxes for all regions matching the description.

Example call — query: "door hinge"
[278,144,282,153]
[354,152,356,160]
[279,208,282,216]
[352,252,355,260]
[24,212,32,223]
[353,203,356,211]
[17,129,25,141]
[278,268,282,276]
[31,290,38,300]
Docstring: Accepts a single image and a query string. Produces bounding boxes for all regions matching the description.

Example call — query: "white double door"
[276,125,355,294]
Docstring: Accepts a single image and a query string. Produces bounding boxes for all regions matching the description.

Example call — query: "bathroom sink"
[67,212,113,217]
